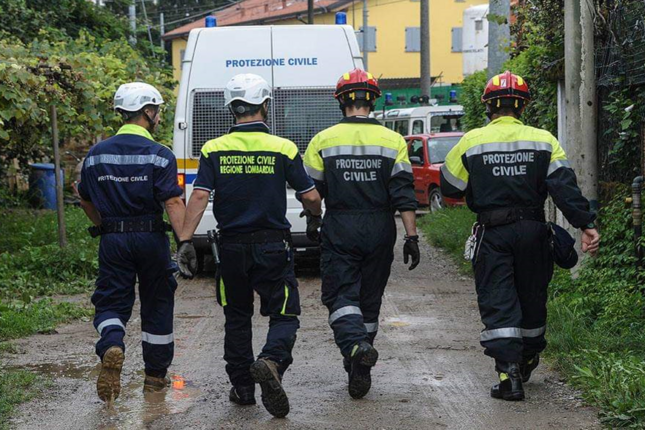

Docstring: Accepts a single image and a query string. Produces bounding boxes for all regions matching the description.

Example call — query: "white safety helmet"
[224,74,272,109]
[114,82,164,112]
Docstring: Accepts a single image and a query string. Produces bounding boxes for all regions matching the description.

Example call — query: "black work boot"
[491,362,524,401]
[348,341,379,399]
[520,355,540,383]
[249,358,289,418]
[229,385,256,406]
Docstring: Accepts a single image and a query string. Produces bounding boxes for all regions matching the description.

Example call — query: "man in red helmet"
[441,71,600,401]
[303,69,419,399]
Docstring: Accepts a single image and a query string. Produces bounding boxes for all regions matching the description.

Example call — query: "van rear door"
[270,26,355,242]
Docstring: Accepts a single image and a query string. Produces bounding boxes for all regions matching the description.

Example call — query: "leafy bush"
[0,32,176,171]
[460,71,488,131]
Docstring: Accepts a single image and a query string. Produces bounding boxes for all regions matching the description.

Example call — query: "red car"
[405,133,466,212]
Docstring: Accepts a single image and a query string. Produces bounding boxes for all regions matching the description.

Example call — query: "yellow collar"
[116,124,154,140]
[488,116,524,126]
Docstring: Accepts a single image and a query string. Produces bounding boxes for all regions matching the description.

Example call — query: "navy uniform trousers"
[92,230,177,378]
[320,211,397,360]
[216,237,301,387]
[474,220,554,365]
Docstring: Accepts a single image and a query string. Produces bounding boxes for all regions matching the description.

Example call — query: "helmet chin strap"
[143,110,157,132]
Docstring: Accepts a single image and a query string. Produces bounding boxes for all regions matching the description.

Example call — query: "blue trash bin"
[29,163,63,210]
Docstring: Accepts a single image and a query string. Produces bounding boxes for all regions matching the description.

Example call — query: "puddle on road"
[98,374,201,429]
[8,359,201,429]
[6,360,98,379]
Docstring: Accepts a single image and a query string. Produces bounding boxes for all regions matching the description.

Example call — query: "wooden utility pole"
[50,105,67,248]
[487,0,511,78]
[420,0,431,99]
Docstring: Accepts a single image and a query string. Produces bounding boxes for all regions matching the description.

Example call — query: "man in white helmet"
[78,82,186,404]
[177,74,321,418]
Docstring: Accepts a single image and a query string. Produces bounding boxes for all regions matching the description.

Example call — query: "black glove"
[300,209,323,242]
[403,235,420,271]
[177,240,198,279]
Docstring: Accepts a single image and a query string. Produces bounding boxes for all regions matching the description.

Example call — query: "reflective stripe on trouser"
[473,220,553,363]
[218,240,300,387]
[321,212,395,358]
[92,232,177,377]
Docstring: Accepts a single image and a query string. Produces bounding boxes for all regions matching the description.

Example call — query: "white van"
[373,105,465,136]
[173,24,363,264]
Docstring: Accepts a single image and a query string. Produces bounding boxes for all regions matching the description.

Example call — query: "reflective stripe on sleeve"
[321,145,398,159]
[392,162,413,176]
[465,141,553,157]
[440,164,467,191]
[96,318,125,334]
[364,322,379,333]
[304,165,325,181]
[142,331,175,345]
[85,154,170,168]
[547,159,571,176]
[328,306,363,325]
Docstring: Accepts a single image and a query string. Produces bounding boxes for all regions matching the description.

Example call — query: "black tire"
[429,187,445,213]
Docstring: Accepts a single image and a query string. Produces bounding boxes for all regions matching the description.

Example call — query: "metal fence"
[189,87,341,158]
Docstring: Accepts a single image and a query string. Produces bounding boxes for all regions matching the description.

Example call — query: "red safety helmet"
[334,69,382,102]
[481,71,531,105]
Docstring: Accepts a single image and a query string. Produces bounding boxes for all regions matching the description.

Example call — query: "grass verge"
[418,207,476,274]
[0,370,42,429]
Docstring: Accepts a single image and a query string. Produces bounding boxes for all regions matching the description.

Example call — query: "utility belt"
[477,207,545,228]
[88,216,171,238]
[218,229,291,244]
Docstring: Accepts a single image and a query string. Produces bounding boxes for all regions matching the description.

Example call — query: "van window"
[412,120,424,135]
[429,114,463,133]
[409,139,425,164]
[272,88,342,153]
[384,121,395,130]
[190,88,340,157]
[394,120,409,136]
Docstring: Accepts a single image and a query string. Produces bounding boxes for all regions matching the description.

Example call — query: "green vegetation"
[418,208,475,274]
[0,0,176,176]
[0,370,42,429]
[0,207,97,342]
[422,192,645,427]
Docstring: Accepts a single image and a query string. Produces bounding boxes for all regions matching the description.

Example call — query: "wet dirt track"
[3,219,600,430]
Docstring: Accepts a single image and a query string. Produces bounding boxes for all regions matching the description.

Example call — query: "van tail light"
[177,173,186,202]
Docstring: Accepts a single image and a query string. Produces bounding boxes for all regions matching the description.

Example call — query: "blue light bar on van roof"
[335,12,347,25]
[205,15,217,27]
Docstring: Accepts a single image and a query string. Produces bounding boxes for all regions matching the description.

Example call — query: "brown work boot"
[249,358,290,418]
[143,374,171,392]
[97,346,124,405]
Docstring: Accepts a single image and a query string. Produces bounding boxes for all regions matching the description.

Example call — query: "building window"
[475,19,484,31]
[405,27,420,52]
[356,26,377,52]
[451,27,463,52]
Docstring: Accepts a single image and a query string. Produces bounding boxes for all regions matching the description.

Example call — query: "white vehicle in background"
[173,24,363,266]
[373,105,465,136]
